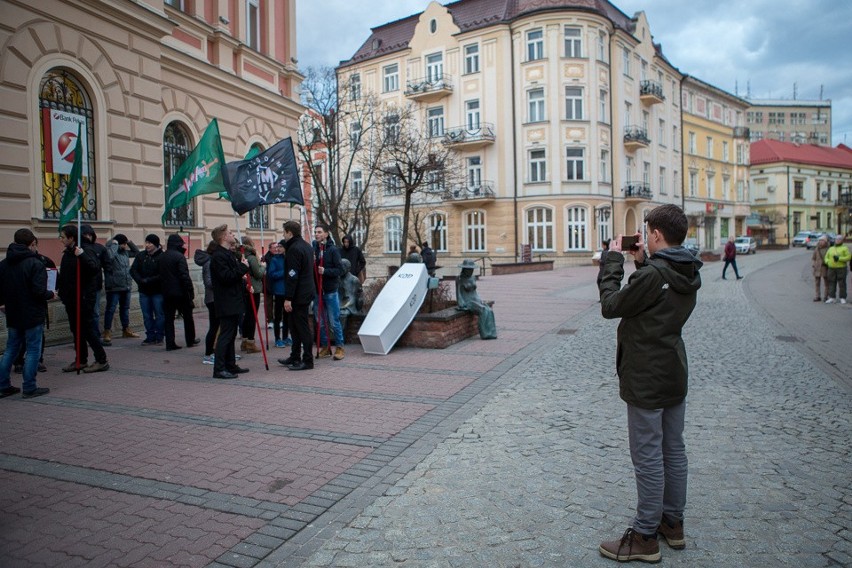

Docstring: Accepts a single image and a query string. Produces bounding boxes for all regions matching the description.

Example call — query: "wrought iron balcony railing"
[623,182,653,200]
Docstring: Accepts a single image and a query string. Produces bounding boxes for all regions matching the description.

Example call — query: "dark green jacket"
[599,246,702,409]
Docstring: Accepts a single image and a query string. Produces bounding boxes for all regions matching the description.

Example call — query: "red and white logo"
[43,109,87,176]
[57,131,78,163]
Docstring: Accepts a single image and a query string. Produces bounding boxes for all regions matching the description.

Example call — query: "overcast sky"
[296,0,852,146]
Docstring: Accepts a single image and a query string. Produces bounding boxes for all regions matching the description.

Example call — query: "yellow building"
[0,0,303,262]
[681,76,751,252]
[337,0,684,272]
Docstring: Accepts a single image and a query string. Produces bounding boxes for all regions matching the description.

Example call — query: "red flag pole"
[245,276,269,371]
[75,211,82,374]
[260,207,269,349]
[315,244,323,357]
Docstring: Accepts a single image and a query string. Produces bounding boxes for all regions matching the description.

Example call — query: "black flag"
[224,137,304,214]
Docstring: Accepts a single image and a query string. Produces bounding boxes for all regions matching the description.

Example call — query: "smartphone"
[621,236,640,251]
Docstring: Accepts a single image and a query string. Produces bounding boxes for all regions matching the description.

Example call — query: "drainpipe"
[511,31,519,262]
[608,29,616,228]
[786,165,791,246]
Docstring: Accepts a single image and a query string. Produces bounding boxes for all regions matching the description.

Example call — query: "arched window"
[247,143,270,229]
[427,212,447,252]
[526,206,554,251]
[163,122,194,227]
[565,206,589,250]
[385,215,402,253]
[39,68,97,221]
[464,210,486,252]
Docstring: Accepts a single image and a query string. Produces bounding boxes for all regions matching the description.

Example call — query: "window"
[673,126,679,151]
[39,68,97,221]
[643,161,651,186]
[464,44,480,74]
[426,170,444,193]
[467,157,482,188]
[597,207,610,246]
[384,170,401,195]
[707,172,715,198]
[624,102,632,126]
[566,148,585,180]
[426,52,443,82]
[246,0,260,51]
[529,149,547,182]
[642,111,649,133]
[794,180,804,199]
[723,176,730,201]
[564,26,582,57]
[600,150,609,183]
[527,207,554,251]
[350,74,361,101]
[706,136,713,159]
[528,88,545,122]
[464,210,486,252]
[599,90,608,123]
[350,170,363,199]
[384,113,400,143]
[565,87,584,120]
[383,64,399,92]
[527,29,544,61]
[427,212,447,252]
[622,47,631,76]
[737,180,745,201]
[597,31,607,62]
[427,107,444,138]
[466,99,481,130]
[566,206,588,250]
[722,141,729,162]
[768,112,785,125]
[689,171,698,197]
[673,170,680,197]
[163,121,194,227]
[164,0,185,9]
[659,166,667,195]
[747,111,764,124]
[658,119,666,146]
[349,121,362,147]
[640,59,648,81]
[688,132,696,154]
[625,156,634,183]
[385,216,402,253]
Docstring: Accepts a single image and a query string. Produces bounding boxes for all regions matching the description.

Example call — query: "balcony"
[639,80,665,105]
[733,126,750,138]
[449,181,496,205]
[837,192,852,207]
[442,123,496,150]
[623,125,650,151]
[404,74,453,102]
[623,182,653,201]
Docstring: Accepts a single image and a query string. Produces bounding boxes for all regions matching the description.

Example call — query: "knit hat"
[145,233,161,247]
[114,234,128,245]
[167,234,186,251]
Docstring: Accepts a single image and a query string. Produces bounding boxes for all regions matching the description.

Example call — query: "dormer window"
[430,19,437,33]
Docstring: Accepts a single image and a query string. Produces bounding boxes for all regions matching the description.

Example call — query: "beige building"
[337,0,684,272]
[746,99,832,146]
[681,76,751,252]
[0,0,303,263]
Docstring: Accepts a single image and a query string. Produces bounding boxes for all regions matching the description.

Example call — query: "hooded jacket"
[158,234,194,301]
[283,233,315,304]
[210,243,248,317]
[266,252,286,296]
[130,246,163,295]
[0,243,55,329]
[81,224,110,291]
[600,246,702,409]
[193,249,214,306]
[57,241,101,306]
[824,242,851,270]
[241,243,265,294]
[104,239,138,292]
[340,234,366,277]
[312,237,343,294]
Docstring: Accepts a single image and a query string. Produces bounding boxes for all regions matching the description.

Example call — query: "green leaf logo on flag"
[162,118,227,223]
[58,123,84,232]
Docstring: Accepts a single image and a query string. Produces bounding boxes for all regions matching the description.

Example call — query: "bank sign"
[42,109,88,177]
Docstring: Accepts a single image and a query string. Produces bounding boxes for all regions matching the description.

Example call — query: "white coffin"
[358,263,428,355]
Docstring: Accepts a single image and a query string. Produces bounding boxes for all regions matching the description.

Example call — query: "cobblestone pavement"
[1,250,849,567]
[296,250,852,568]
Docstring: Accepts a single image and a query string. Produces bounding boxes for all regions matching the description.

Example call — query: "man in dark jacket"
[102,234,139,345]
[0,229,57,398]
[80,224,110,341]
[209,224,249,379]
[420,241,436,276]
[597,204,702,563]
[340,234,366,282]
[57,225,109,373]
[721,236,742,280]
[159,234,197,351]
[278,220,315,371]
[130,234,165,346]
[313,224,345,361]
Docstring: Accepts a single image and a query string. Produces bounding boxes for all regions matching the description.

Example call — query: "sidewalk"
[1,251,849,567]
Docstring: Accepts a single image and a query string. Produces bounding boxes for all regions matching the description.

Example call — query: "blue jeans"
[90,289,102,338]
[317,291,344,347]
[104,290,132,331]
[0,325,44,393]
[139,292,165,342]
[627,400,688,535]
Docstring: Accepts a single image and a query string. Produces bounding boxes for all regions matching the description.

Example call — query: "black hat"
[145,233,161,247]
[167,234,186,251]
[278,239,287,247]
[114,234,128,245]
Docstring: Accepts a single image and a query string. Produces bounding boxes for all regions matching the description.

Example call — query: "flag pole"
[75,209,82,374]
[260,206,269,349]
[234,213,269,371]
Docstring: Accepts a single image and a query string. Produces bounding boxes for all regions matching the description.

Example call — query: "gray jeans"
[627,400,688,535]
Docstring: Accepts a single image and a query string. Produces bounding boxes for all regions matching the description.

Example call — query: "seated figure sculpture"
[456,259,497,339]
[338,258,364,334]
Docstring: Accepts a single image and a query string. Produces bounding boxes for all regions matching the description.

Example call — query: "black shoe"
[166,345,182,351]
[278,356,300,366]
[736,276,743,280]
[187,339,201,347]
[22,387,50,399]
[13,365,22,374]
[288,361,314,371]
[227,366,249,374]
[1,386,21,398]
[38,363,47,372]
[213,371,238,379]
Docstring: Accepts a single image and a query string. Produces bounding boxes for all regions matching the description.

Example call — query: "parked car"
[792,231,816,247]
[683,238,700,257]
[734,236,757,254]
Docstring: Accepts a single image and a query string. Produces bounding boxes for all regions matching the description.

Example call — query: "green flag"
[162,118,227,223]
[218,144,261,201]
[58,123,84,232]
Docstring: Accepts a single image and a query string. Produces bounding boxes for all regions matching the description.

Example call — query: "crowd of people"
[811,234,851,304]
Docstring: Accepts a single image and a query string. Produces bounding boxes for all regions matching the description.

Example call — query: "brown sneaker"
[122,328,140,338]
[317,347,332,359]
[333,346,345,360]
[243,340,261,354]
[657,519,685,549]
[101,330,112,346]
[63,361,84,373]
[599,528,660,563]
[83,361,110,373]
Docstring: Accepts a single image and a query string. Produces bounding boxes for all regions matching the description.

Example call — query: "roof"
[750,139,852,170]
[340,0,636,67]
[746,99,831,108]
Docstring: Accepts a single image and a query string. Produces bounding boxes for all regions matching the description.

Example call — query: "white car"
[734,236,757,254]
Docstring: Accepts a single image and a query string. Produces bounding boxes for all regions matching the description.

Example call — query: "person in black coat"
[278,220,315,371]
[420,241,436,276]
[130,234,165,345]
[57,225,109,373]
[209,224,249,379]
[0,229,57,398]
[313,224,345,360]
[13,242,55,373]
[340,234,366,282]
[158,234,197,351]
[80,224,110,340]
